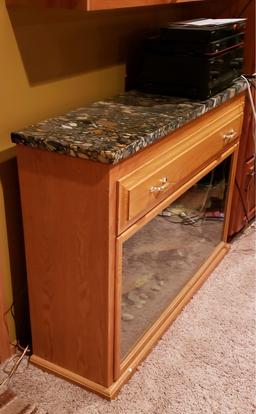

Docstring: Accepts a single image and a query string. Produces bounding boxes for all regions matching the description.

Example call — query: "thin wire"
[235,177,249,223]
[241,75,256,122]
[163,214,202,226]
[237,0,253,17]
[249,83,256,90]
[199,169,214,213]
[3,303,15,319]
[0,345,29,390]
[245,169,255,218]
[247,79,256,89]
[2,353,21,374]
[3,286,28,321]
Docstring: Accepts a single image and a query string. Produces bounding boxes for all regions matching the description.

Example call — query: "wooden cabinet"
[89,0,203,11]
[244,156,256,219]
[5,0,203,11]
[16,95,244,399]
[228,93,256,235]
[118,104,244,232]
[219,0,255,237]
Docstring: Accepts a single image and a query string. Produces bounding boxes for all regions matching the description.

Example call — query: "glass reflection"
[121,158,230,359]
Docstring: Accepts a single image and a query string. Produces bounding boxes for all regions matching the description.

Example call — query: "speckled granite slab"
[11,80,246,164]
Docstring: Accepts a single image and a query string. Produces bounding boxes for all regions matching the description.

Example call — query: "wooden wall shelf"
[5,0,203,11]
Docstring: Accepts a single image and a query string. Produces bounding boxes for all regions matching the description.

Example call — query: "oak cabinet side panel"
[16,146,114,387]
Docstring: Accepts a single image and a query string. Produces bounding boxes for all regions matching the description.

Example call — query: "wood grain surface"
[5,0,86,9]
[6,0,202,10]
[225,0,256,236]
[88,0,202,11]
[16,146,116,386]
[29,242,230,400]
[114,95,245,233]
[15,94,245,397]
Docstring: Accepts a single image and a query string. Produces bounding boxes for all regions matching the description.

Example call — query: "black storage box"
[138,18,246,100]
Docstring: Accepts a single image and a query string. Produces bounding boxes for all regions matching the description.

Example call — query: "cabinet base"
[30,355,114,400]
[30,242,230,400]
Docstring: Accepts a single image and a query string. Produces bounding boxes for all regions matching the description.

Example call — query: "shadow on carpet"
[0,386,47,414]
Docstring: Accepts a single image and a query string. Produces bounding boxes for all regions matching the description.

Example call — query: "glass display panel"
[121,157,230,359]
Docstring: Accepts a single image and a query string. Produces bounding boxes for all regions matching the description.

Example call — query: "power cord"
[237,0,253,17]
[159,170,219,226]
[0,345,29,390]
[160,210,202,226]
[235,177,250,224]
[246,78,256,90]
[240,74,256,123]
[232,73,256,224]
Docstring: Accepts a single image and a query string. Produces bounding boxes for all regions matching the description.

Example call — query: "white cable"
[0,345,29,390]
[241,75,256,122]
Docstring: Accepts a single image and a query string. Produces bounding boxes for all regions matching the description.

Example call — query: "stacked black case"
[138,19,246,100]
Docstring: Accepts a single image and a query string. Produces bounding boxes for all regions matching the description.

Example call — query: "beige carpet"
[0,386,47,413]
[0,225,255,414]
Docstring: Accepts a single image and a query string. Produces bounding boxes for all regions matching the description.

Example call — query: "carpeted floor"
[0,225,255,414]
[0,385,47,413]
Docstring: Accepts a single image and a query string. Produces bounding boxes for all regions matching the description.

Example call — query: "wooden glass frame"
[114,144,238,381]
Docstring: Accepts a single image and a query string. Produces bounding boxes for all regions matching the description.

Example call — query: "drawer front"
[118,112,244,232]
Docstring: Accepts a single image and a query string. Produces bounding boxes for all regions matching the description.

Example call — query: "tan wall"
[0,2,125,341]
[0,0,230,344]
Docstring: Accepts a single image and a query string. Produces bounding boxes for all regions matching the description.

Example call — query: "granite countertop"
[11,79,246,164]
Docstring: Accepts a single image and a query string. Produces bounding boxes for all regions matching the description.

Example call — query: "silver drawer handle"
[150,177,171,193]
[222,129,237,143]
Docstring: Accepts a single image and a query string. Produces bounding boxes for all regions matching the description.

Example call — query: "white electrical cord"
[0,345,29,390]
[241,74,256,122]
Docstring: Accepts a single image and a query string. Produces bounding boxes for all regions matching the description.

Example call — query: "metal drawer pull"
[222,129,237,143]
[150,177,171,193]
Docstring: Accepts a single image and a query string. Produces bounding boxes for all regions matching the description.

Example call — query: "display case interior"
[121,157,230,359]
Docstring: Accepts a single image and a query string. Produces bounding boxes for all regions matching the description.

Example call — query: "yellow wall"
[0,4,126,153]
[0,2,126,340]
[0,0,222,343]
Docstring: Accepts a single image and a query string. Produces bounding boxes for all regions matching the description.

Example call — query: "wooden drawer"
[118,108,244,233]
